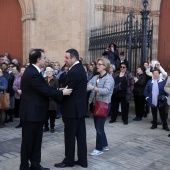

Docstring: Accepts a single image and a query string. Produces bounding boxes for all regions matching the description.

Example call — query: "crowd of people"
[0,44,170,169]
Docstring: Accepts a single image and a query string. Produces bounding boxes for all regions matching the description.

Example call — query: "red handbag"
[94,101,108,117]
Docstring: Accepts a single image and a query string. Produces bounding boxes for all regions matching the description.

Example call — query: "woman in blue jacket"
[144,69,169,131]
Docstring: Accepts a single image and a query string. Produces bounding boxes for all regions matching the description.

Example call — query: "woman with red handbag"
[87,57,114,156]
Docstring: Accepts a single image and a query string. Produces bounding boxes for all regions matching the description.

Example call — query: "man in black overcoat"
[19,49,72,170]
[54,49,88,168]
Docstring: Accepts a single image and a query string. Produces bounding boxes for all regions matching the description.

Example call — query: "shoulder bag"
[94,77,108,117]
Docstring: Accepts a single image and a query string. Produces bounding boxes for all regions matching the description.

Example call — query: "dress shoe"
[157,121,162,125]
[74,161,88,168]
[163,126,170,131]
[123,121,128,125]
[143,114,147,118]
[30,165,50,170]
[8,117,13,122]
[43,127,49,132]
[133,117,142,121]
[136,117,142,121]
[50,128,55,133]
[109,120,116,123]
[15,124,22,128]
[54,162,74,168]
[56,115,61,119]
[133,117,138,121]
[150,125,157,129]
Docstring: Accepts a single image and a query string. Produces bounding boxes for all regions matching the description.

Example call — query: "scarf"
[152,80,159,106]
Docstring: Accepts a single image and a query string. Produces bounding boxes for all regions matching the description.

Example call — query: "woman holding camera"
[144,69,169,131]
[102,43,119,69]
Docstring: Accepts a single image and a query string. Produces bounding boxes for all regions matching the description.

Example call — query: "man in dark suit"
[54,49,88,168]
[19,49,72,170]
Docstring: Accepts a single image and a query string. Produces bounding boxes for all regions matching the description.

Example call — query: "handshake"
[60,86,73,95]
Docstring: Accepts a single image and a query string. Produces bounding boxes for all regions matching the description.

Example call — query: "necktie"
[152,80,159,106]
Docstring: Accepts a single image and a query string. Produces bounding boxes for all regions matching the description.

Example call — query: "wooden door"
[158,0,170,70]
[0,0,23,64]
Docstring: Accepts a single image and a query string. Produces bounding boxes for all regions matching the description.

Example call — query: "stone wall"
[19,0,86,65]
[18,0,162,65]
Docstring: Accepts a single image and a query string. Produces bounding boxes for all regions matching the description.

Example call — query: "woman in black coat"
[133,66,149,121]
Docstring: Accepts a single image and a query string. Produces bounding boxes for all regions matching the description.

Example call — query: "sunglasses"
[97,63,104,66]
[120,66,126,68]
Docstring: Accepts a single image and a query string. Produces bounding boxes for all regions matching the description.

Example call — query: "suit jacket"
[164,76,170,105]
[19,64,63,122]
[61,63,87,118]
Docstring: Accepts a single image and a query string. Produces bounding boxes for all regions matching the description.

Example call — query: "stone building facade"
[1,0,169,67]
[85,0,161,63]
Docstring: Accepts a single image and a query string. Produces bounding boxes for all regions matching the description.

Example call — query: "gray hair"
[45,67,53,72]
[110,64,116,71]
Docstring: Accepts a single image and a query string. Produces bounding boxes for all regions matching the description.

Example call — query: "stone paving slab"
[0,110,170,170]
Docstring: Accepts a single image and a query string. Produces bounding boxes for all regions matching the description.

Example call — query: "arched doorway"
[158,0,170,70]
[0,0,22,64]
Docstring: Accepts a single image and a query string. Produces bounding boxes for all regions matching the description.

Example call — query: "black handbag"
[158,94,166,101]
[113,76,124,94]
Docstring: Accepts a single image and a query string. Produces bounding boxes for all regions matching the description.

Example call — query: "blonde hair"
[96,57,110,72]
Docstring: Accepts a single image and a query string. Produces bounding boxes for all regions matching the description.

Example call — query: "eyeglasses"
[97,63,104,66]
[120,66,126,69]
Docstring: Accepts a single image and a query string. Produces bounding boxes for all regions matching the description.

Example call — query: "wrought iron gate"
[89,0,153,75]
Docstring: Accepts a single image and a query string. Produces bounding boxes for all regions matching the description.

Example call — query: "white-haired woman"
[109,64,116,78]
[43,67,59,133]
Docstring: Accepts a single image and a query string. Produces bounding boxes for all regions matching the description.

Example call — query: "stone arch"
[18,0,35,21]
[17,0,36,64]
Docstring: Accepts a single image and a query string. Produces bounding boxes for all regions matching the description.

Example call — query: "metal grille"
[89,1,153,75]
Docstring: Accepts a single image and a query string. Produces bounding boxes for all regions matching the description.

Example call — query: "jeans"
[93,103,110,151]
[56,102,61,117]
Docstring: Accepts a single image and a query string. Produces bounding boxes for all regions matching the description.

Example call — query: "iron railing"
[89,0,153,75]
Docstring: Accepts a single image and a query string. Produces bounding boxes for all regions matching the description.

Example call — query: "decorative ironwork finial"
[143,0,149,10]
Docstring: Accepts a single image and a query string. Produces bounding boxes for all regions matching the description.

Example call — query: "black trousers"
[45,110,56,129]
[20,121,43,170]
[111,95,129,122]
[151,106,167,126]
[134,94,145,118]
[62,117,87,166]
[14,98,21,117]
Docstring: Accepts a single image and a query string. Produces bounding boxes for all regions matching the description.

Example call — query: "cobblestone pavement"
[0,110,170,170]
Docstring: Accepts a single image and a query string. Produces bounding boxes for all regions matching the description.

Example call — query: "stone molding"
[18,0,36,21]
[150,10,160,17]
[17,0,36,63]
[21,13,36,21]
[95,4,159,16]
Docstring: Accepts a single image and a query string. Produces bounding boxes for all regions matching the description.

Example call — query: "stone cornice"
[95,4,159,17]
[21,13,36,22]
[150,10,160,17]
